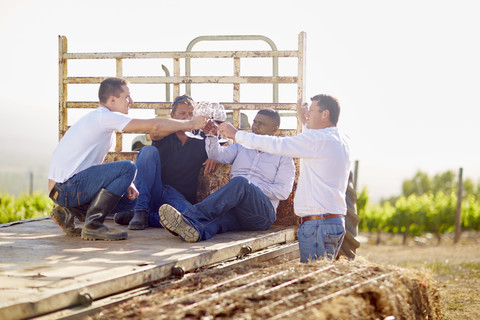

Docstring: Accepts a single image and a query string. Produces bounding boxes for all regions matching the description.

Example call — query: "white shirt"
[235,127,351,217]
[48,106,132,183]
[205,137,295,210]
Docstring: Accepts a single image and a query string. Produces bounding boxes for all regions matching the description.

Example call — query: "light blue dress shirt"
[205,137,295,210]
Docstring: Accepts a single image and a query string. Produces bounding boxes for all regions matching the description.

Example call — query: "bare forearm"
[124,116,205,136]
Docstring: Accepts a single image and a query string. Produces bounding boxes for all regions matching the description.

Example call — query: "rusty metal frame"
[58,32,306,157]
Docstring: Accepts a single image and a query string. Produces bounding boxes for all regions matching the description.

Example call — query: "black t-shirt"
[152,133,207,204]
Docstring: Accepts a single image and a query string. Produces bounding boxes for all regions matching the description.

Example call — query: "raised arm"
[297,102,308,125]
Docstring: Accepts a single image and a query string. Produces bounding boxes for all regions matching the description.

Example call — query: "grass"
[0,192,53,224]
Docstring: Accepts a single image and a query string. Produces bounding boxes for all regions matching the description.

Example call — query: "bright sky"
[1,0,479,201]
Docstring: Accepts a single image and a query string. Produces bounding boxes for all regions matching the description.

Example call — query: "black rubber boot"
[50,205,82,237]
[128,210,149,230]
[114,210,134,225]
[81,189,128,241]
[69,205,88,222]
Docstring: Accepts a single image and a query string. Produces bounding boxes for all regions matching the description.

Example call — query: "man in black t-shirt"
[114,95,218,230]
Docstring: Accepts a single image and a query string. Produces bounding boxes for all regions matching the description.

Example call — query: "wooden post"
[454,167,463,243]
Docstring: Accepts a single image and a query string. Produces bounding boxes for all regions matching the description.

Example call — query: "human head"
[252,108,280,136]
[98,77,133,114]
[171,95,195,114]
[306,94,340,129]
[171,95,195,121]
[99,77,129,104]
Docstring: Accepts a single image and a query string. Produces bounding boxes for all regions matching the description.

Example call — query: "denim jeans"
[134,146,191,227]
[181,176,276,241]
[297,216,345,263]
[50,160,137,212]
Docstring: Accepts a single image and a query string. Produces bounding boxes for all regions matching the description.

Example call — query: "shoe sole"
[81,230,128,241]
[158,204,199,243]
[50,207,81,237]
[128,224,146,230]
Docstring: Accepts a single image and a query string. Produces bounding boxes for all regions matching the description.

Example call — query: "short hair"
[257,108,280,127]
[98,78,129,104]
[311,94,340,125]
[171,95,195,114]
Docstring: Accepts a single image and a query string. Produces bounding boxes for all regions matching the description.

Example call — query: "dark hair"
[172,95,195,114]
[257,108,281,127]
[98,78,129,104]
[311,94,340,125]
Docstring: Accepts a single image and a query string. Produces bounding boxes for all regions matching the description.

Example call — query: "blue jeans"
[51,160,137,212]
[297,217,345,263]
[181,176,276,241]
[134,146,191,227]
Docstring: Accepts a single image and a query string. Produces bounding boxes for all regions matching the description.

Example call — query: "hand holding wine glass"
[185,101,211,140]
[211,103,229,142]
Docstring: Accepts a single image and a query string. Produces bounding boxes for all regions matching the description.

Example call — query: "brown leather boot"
[81,189,128,241]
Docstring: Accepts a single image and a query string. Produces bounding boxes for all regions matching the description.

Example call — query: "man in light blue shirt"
[158,109,295,242]
[219,94,351,262]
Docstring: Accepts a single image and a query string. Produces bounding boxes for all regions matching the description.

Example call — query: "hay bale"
[89,258,443,320]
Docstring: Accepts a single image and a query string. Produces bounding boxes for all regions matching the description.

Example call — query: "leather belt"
[299,214,344,224]
[49,183,60,200]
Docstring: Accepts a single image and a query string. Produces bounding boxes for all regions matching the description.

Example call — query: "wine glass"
[211,103,229,143]
[185,101,211,140]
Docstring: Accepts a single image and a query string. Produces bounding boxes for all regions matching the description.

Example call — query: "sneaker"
[158,204,199,243]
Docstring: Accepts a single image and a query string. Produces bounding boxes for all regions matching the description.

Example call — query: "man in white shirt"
[48,78,206,241]
[219,95,351,262]
[157,109,295,242]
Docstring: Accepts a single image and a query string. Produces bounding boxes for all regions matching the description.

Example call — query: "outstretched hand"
[203,120,218,136]
[218,122,238,139]
[190,115,208,130]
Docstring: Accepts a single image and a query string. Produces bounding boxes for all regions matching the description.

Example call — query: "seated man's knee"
[230,176,249,187]
[138,145,158,159]
[121,160,137,179]
[227,176,252,192]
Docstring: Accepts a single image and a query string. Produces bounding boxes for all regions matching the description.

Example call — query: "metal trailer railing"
[58,32,306,161]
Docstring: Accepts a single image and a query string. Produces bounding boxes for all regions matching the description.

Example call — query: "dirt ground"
[356,231,480,320]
